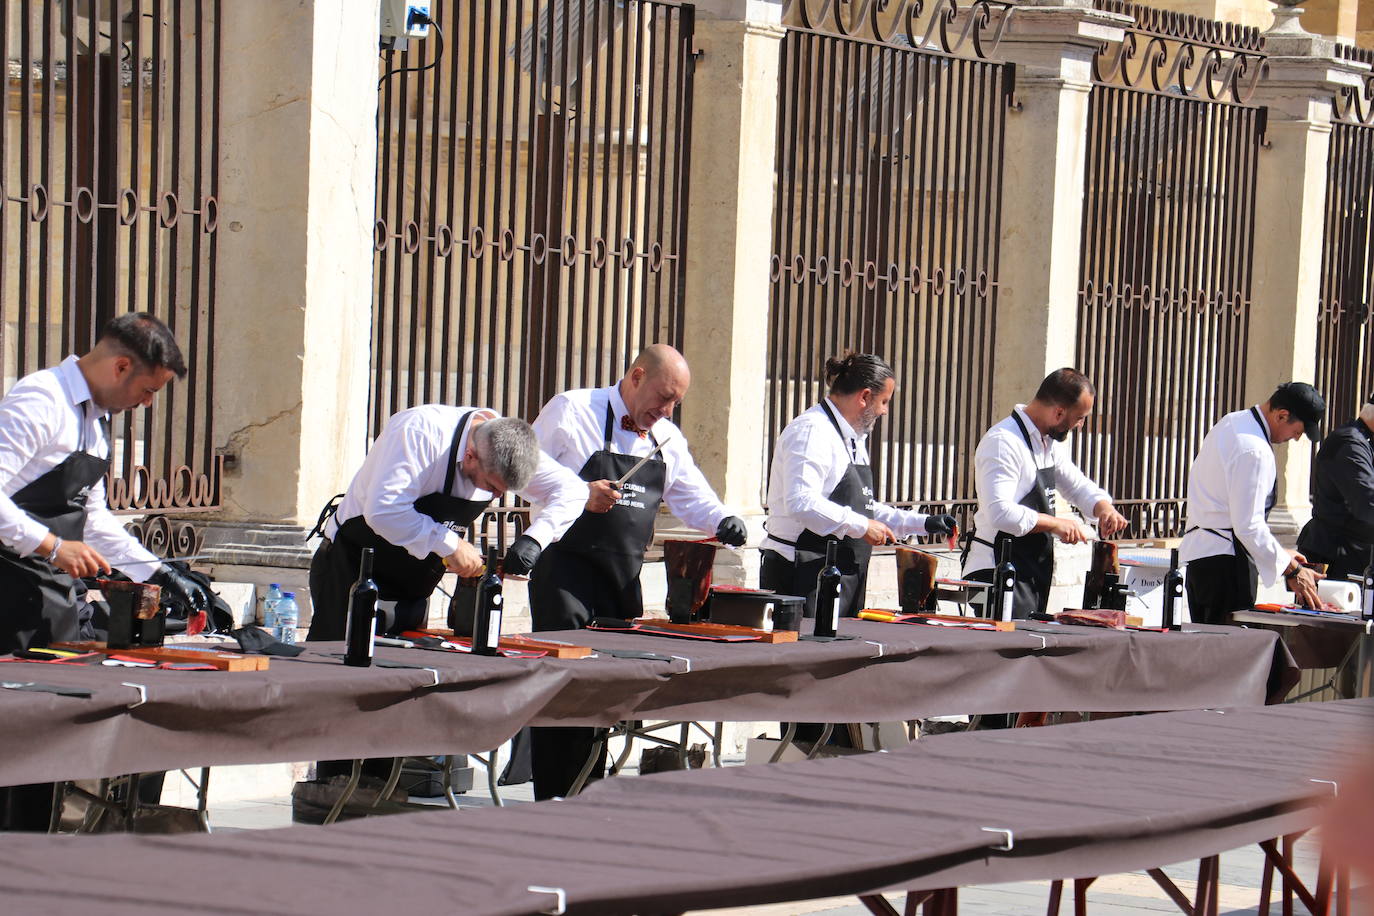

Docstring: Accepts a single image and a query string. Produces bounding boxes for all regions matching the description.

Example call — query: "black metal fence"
[0,1,222,542]
[371,0,695,548]
[372,0,695,430]
[1072,2,1267,537]
[766,0,1014,526]
[1315,44,1374,434]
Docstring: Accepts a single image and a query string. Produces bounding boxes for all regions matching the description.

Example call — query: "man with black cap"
[1180,382,1326,623]
[1297,394,1374,582]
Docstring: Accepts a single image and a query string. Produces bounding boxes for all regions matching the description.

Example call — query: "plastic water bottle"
[276,592,300,645]
[262,583,283,629]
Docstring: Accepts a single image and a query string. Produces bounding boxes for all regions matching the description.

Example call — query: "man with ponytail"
[760,352,955,619]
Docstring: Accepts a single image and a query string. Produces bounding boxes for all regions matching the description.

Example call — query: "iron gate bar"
[1314,43,1374,455]
[371,0,694,549]
[1073,3,1265,537]
[766,6,1009,523]
[2,1,222,519]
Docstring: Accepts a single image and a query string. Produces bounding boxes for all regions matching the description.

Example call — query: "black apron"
[1183,407,1274,625]
[965,412,1056,620]
[307,410,492,641]
[528,402,666,630]
[0,411,111,655]
[760,401,875,619]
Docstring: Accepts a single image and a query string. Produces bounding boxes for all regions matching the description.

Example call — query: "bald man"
[525,344,746,798]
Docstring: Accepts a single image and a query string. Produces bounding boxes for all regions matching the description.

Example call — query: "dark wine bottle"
[991,539,1017,622]
[471,547,504,656]
[1362,547,1374,622]
[344,547,379,667]
[1162,548,1184,630]
[813,540,842,638]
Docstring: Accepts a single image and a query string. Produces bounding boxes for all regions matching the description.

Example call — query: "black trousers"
[527,544,642,800]
[758,547,867,620]
[1185,553,1258,626]
[529,726,607,801]
[758,550,856,749]
[309,538,427,784]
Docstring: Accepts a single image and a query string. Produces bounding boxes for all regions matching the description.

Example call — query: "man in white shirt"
[761,352,956,619]
[0,311,205,830]
[0,312,208,654]
[963,368,1127,618]
[525,343,746,799]
[1180,383,1325,624]
[307,405,590,641]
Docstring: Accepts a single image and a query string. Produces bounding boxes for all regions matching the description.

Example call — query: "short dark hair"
[101,312,187,378]
[824,352,893,396]
[1034,368,1095,408]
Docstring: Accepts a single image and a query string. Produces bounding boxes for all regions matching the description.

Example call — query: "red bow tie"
[620,415,649,439]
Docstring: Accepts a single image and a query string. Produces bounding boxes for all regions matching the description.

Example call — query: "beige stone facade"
[6,0,1369,623]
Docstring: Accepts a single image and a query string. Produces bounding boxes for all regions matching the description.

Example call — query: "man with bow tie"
[525,343,746,798]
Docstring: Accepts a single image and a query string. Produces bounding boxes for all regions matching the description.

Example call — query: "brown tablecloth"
[0,698,1367,916]
[0,619,1296,786]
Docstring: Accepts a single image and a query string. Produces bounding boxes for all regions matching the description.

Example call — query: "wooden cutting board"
[632,618,799,643]
[858,610,1017,632]
[54,642,270,671]
[416,629,594,659]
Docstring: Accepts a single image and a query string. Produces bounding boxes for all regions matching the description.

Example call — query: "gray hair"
[1361,401,1374,427]
[470,417,540,491]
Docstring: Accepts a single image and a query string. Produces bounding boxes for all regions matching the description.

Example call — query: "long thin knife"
[614,441,667,487]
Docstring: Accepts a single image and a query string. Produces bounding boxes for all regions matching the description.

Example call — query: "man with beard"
[760,352,955,619]
[963,368,1127,619]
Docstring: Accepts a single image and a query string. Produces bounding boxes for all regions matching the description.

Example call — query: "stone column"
[673,0,785,585]
[1246,14,1367,535]
[988,1,1128,416]
[208,0,381,572]
[989,3,1127,610]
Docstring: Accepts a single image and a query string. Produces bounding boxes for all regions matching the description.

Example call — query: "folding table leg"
[771,723,799,763]
[1146,867,1196,915]
[806,723,835,759]
[47,782,66,833]
[372,758,404,810]
[566,733,610,797]
[194,767,211,831]
[1046,879,1064,916]
[1283,834,1295,916]
[1260,844,1275,916]
[1314,847,1334,916]
[858,894,902,916]
[1073,877,1095,916]
[322,759,364,825]
[904,890,934,915]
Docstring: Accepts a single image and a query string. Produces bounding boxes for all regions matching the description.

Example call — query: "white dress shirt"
[963,405,1111,575]
[0,356,161,581]
[531,385,728,534]
[326,405,589,560]
[762,399,930,562]
[1178,406,1287,587]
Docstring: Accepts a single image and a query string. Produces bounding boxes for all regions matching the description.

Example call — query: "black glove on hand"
[151,566,210,611]
[714,516,748,547]
[924,514,958,537]
[502,534,542,576]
